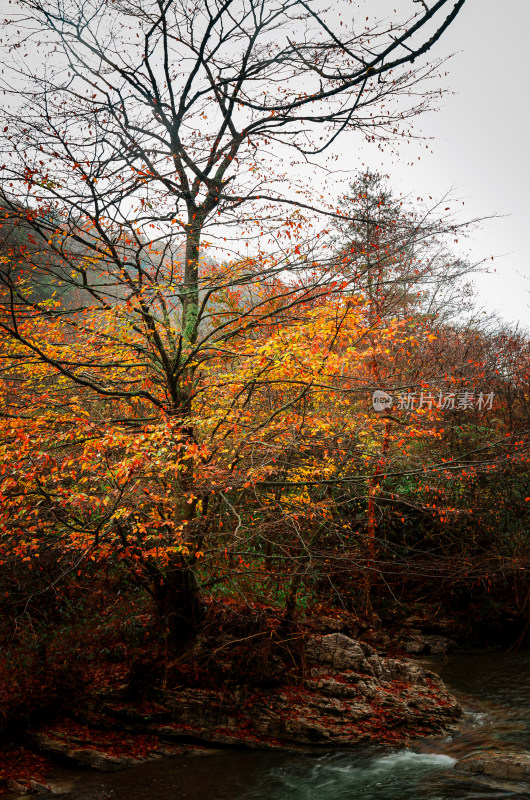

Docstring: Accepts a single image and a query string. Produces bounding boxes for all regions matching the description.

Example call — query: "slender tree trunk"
[160,218,206,642]
[181,222,201,348]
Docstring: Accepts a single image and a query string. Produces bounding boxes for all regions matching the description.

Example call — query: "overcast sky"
[1,0,527,328]
[340,0,530,330]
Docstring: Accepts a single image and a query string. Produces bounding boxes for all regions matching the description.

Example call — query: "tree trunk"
[151,217,205,645]
[181,222,201,349]
[152,561,202,646]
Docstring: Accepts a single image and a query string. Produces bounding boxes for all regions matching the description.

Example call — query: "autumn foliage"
[1,189,528,641]
[0,4,528,783]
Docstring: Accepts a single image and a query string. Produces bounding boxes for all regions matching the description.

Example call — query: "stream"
[45,652,530,800]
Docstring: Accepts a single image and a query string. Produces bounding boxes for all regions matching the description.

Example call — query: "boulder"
[305,633,369,672]
[29,635,463,759]
[109,634,461,748]
[455,751,530,782]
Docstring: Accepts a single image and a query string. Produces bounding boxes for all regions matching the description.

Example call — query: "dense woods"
[0,0,528,782]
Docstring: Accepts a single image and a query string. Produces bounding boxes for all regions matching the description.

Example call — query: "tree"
[333,171,476,323]
[0,0,468,640]
[0,0,467,406]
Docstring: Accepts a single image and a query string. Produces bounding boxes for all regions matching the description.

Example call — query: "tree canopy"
[2,0,528,649]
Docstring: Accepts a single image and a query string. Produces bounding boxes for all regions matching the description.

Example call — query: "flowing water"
[46,652,530,800]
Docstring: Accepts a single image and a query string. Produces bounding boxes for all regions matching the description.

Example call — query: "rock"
[67,748,143,771]
[28,635,462,759]
[455,751,530,782]
[314,616,349,633]
[5,778,70,796]
[129,634,461,748]
[6,780,32,795]
[402,635,427,655]
[28,780,57,794]
[356,679,377,699]
[34,778,79,795]
[401,633,458,655]
[305,633,374,673]
[424,635,458,655]
[382,657,431,684]
[310,676,357,698]
[29,733,144,772]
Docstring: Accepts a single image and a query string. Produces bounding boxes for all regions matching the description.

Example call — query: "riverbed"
[42,652,530,799]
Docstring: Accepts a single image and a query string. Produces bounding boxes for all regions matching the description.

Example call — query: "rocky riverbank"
[10,632,462,791]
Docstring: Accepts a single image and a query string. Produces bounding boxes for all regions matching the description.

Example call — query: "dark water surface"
[50,652,530,800]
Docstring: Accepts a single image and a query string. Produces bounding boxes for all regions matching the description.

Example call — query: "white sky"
[335,0,530,330]
[1,0,527,329]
